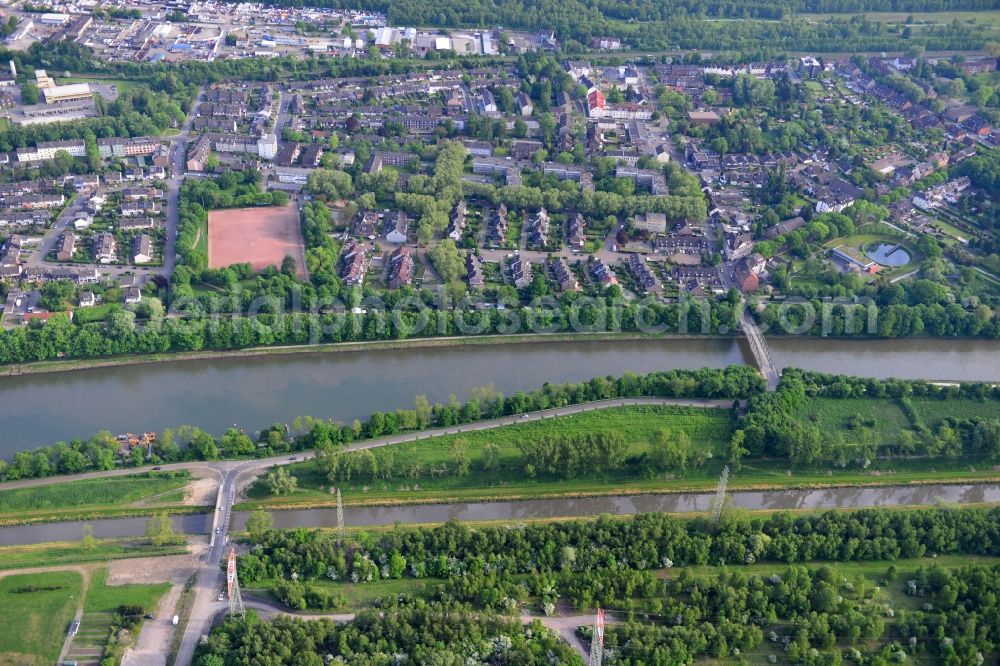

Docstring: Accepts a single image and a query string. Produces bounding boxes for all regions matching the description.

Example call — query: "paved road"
[121,583,183,666]
[0,397,727,665]
[164,397,723,666]
[163,85,206,278]
[240,597,607,660]
[0,397,731,493]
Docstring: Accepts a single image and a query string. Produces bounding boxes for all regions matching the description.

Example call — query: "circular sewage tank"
[865,242,911,267]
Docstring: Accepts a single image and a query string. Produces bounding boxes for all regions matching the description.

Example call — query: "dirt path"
[107,554,199,586]
[122,584,183,666]
[48,566,95,665]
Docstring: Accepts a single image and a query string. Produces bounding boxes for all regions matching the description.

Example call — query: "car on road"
[289,456,297,461]
[152,466,161,470]
[215,527,221,534]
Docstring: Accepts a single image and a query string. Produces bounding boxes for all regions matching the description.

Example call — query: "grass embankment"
[0,570,82,665]
[241,396,1000,511]
[0,539,188,570]
[83,566,170,614]
[799,10,1000,27]
[0,472,205,526]
[0,331,728,377]
[64,567,169,666]
[241,406,737,509]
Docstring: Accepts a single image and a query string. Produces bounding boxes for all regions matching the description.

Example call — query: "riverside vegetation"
[0,366,763,483]
[209,506,1000,665]
[241,368,1000,509]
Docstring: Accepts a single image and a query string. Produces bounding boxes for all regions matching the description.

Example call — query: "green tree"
[145,512,176,546]
[81,524,97,550]
[728,429,748,472]
[481,442,501,471]
[266,467,298,495]
[450,439,470,476]
[246,508,273,541]
[21,82,39,105]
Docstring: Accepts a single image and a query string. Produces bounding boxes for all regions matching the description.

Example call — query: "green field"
[0,472,194,526]
[799,10,1000,27]
[243,406,737,507]
[239,396,1000,511]
[72,303,116,325]
[0,571,83,665]
[0,539,188,571]
[793,397,913,446]
[83,567,169,614]
[907,397,1000,425]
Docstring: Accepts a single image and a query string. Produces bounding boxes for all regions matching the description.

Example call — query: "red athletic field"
[208,204,306,278]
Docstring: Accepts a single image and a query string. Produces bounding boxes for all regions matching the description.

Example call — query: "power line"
[710,465,728,522]
[228,548,245,620]
[587,608,605,666]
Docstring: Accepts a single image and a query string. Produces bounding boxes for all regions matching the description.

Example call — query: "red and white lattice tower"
[588,608,605,666]
[227,548,245,620]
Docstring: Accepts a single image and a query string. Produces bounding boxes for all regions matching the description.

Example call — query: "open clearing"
[0,472,192,526]
[106,554,199,586]
[208,203,306,278]
[0,570,83,665]
[243,405,737,507]
[0,540,189,571]
[799,10,1000,27]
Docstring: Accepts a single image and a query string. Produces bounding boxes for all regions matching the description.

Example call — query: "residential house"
[548,257,579,291]
[487,204,508,245]
[724,232,754,261]
[466,253,485,288]
[462,140,492,157]
[763,216,806,240]
[567,213,586,252]
[78,290,96,307]
[124,287,142,304]
[508,253,532,288]
[119,217,158,232]
[627,253,660,294]
[93,232,117,264]
[132,234,153,264]
[186,135,211,172]
[383,211,409,243]
[528,208,550,248]
[477,90,497,114]
[734,254,765,292]
[512,140,544,160]
[340,241,368,286]
[515,92,533,116]
[655,233,709,255]
[590,258,618,287]
[55,232,76,261]
[353,211,379,240]
[386,246,414,289]
[447,201,467,241]
[633,212,667,235]
[687,110,721,125]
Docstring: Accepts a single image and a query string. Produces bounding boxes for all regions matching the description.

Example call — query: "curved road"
[0,398,724,665]
[239,598,609,660]
[161,397,728,666]
[0,397,731,493]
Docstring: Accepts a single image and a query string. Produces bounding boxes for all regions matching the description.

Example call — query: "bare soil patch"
[106,555,198,586]
[208,203,306,278]
[183,478,218,506]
